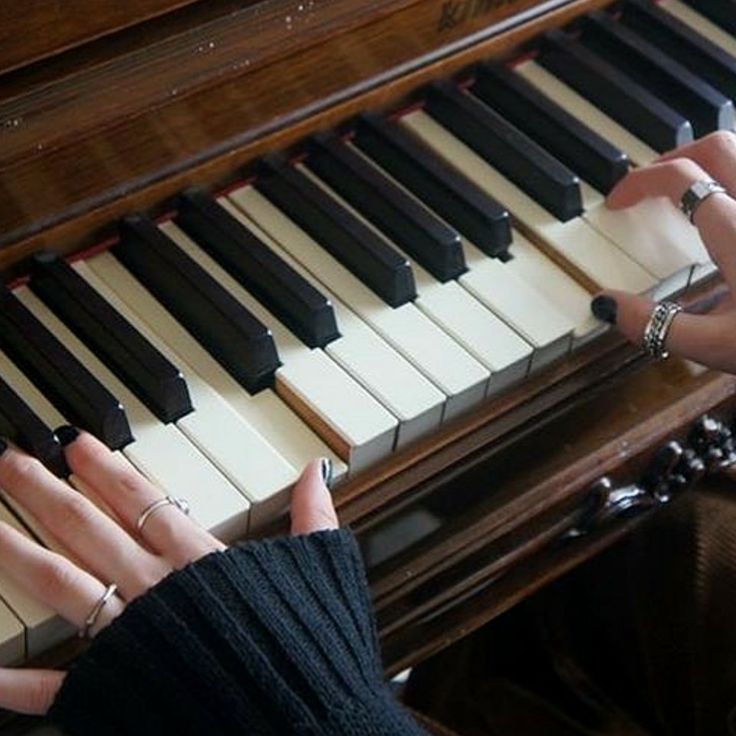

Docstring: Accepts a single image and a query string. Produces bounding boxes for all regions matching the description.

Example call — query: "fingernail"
[320,457,333,490]
[0,438,7,457]
[591,295,617,325]
[55,425,80,447]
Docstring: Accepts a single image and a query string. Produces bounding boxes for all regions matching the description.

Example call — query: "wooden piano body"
[1,0,736,697]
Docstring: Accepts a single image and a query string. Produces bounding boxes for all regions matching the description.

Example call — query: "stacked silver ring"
[680,179,727,223]
[642,301,683,360]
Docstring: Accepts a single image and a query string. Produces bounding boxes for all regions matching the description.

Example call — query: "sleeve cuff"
[49,529,426,736]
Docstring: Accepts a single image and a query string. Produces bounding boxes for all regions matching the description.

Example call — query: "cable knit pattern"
[48,529,426,736]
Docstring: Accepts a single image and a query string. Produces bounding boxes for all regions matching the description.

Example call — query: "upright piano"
[1,0,736,714]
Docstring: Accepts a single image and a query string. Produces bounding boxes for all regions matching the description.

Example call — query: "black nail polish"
[591,295,618,325]
[320,457,333,489]
[55,425,80,447]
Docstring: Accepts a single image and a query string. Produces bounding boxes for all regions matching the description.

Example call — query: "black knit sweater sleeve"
[48,529,427,736]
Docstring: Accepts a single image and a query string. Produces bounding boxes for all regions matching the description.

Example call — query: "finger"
[0,522,124,636]
[290,458,338,536]
[606,159,736,289]
[657,131,736,194]
[0,668,64,715]
[60,429,224,567]
[606,158,707,210]
[594,291,736,373]
[0,444,169,600]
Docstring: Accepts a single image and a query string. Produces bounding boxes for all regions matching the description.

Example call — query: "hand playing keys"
[0,430,337,715]
[595,131,736,373]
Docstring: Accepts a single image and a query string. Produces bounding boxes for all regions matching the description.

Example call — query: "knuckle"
[667,157,702,181]
[3,456,43,489]
[25,675,60,714]
[55,492,95,535]
[704,129,736,153]
[135,557,170,592]
[306,507,339,532]
[38,558,77,599]
[116,466,152,500]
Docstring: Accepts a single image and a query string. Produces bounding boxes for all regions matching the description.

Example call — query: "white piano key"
[229,186,490,419]
[15,284,255,540]
[661,0,736,59]
[297,165,539,384]
[401,110,671,297]
[506,232,603,345]
[212,201,447,448]
[0,350,67,432]
[0,503,73,659]
[582,185,715,294]
[79,249,347,490]
[276,348,397,470]
[160,221,400,468]
[75,260,297,531]
[88,246,396,476]
[0,347,158,547]
[0,349,78,549]
[0,600,23,665]
[516,60,659,166]
[344,140,599,353]
[514,61,716,292]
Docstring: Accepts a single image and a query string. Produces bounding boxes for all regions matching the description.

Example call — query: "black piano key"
[305,133,466,282]
[682,0,736,36]
[579,11,735,137]
[539,29,693,152]
[255,155,417,308]
[425,80,582,222]
[116,215,281,394]
[175,189,339,349]
[353,113,511,257]
[0,378,66,477]
[0,287,132,450]
[471,62,629,194]
[29,251,193,424]
[620,0,736,101]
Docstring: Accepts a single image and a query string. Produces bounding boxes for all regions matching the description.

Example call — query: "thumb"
[290,458,339,536]
[592,292,736,372]
[0,668,64,715]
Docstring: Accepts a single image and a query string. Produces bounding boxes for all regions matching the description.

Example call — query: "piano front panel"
[0,0,735,697]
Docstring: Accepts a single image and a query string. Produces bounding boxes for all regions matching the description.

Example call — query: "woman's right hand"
[594,131,736,373]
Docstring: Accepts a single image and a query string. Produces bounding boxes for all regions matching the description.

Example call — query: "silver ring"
[680,179,727,224]
[79,583,118,639]
[643,301,683,360]
[136,495,190,533]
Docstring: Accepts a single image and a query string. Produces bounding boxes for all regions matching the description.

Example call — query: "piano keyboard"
[0,0,732,666]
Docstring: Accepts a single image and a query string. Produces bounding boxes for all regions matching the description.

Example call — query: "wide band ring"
[643,301,683,360]
[136,495,190,534]
[79,583,118,639]
[680,179,728,224]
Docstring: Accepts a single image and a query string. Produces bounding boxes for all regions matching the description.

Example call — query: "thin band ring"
[643,301,683,360]
[79,583,118,639]
[136,496,190,534]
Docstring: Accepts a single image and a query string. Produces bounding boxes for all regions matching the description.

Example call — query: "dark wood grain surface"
[0,0,609,272]
[0,0,204,75]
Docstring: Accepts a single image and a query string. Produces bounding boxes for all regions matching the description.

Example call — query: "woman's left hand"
[0,429,337,715]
